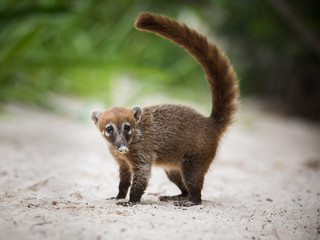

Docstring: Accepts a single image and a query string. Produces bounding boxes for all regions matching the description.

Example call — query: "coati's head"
[91,106,142,154]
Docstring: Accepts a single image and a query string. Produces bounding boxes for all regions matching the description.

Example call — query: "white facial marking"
[123,121,131,135]
[105,123,116,137]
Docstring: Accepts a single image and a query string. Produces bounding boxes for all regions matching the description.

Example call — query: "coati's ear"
[131,106,143,123]
[91,111,101,125]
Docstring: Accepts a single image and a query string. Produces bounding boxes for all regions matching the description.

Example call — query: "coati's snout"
[117,142,129,153]
[91,106,143,154]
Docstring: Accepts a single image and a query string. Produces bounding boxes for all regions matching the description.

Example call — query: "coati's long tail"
[135,12,239,134]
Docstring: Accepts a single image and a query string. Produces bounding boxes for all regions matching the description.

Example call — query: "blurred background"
[1,2,320,239]
[0,0,319,120]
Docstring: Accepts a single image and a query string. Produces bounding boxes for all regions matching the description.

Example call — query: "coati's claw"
[173,200,199,207]
[116,201,138,207]
[159,196,168,202]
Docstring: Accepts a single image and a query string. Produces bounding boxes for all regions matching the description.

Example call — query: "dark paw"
[116,201,138,207]
[106,197,117,200]
[159,194,188,202]
[107,195,127,200]
[173,200,200,207]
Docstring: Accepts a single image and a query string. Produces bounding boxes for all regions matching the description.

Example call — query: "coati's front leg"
[159,170,188,201]
[107,162,131,200]
[116,163,132,199]
[116,161,151,206]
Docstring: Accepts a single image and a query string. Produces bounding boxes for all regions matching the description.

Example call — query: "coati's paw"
[173,200,200,207]
[159,194,188,202]
[107,196,127,200]
[106,197,117,200]
[116,201,138,207]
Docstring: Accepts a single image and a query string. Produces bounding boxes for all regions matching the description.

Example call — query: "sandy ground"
[0,99,319,240]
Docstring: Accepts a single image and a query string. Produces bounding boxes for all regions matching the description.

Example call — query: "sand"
[0,100,319,240]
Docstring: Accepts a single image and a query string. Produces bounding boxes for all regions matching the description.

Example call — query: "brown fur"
[92,12,239,207]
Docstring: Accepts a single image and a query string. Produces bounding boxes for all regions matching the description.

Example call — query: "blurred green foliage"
[1,0,319,119]
[0,0,208,107]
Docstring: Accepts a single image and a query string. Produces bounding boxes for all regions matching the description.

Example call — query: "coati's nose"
[117,142,129,153]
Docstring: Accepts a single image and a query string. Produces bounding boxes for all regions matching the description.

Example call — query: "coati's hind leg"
[174,155,207,207]
[159,170,188,201]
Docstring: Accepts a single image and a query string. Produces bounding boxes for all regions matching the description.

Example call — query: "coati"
[91,12,239,207]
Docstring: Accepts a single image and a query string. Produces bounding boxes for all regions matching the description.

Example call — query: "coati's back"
[136,104,217,165]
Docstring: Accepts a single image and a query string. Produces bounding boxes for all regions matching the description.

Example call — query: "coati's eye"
[124,124,131,132]
[106,126,113,133]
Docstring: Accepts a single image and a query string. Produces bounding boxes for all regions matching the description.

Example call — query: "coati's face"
[91,106,142,154]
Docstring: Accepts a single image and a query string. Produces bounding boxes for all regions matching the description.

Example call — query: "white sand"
[0,100,319,240]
